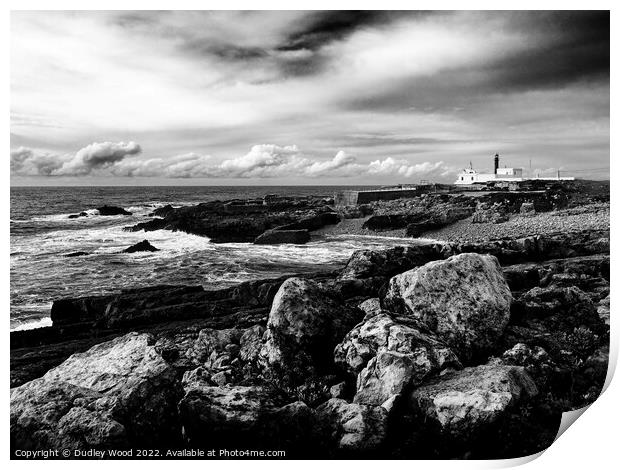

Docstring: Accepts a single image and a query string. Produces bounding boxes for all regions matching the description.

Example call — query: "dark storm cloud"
[277,11,402,51]
[340,10,609,113]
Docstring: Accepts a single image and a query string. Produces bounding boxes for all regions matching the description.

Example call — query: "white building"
[454,154,573,185]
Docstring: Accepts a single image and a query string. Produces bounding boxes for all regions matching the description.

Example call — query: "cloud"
[10,146,64,176]
[368,158,452,179]
[55,141,141,175]
[10,143,453,181]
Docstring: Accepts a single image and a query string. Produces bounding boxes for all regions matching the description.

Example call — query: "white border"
[2,2,616,469]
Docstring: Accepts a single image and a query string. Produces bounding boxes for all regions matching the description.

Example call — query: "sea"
[10,186,416,331]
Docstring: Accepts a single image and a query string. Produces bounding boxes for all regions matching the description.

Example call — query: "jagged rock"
[97,205,132,216]
[123,240,159,253]
[10,333,181,451]
[516,285,602,332]
[259,277,362,388]
[334,313,461,406]
[317,398,388,453]
[358,298,382,320]
[384,253,512,361]
[597,294,610,326]
[499,343,556,389]
[254,229,310,245]
[330,382,348,399]
[410,363,538,439]
[334,313,460,376]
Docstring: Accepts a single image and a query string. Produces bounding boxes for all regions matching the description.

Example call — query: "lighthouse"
[494,153,499,174]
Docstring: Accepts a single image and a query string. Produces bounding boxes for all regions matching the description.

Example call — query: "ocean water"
[10,186,415,331]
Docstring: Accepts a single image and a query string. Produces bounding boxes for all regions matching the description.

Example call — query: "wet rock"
[410,363,538,439]
[123,240,159,253]
[97,205,132,216]
[259,277,362,390]
[65,251,90,257]
[317,398,388,453]
[150,204,174,217]
[10,333,181,451]
[384,253,512,361]
[254,229,310,245]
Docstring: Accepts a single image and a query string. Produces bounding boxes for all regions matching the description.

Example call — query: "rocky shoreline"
[10,182,611,459]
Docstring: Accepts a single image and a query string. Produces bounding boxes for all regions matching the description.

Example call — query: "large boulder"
[409,363,538,439]
[334,313,461,406]
[384,253,512,361]
[259,278,362,390]
[10,333,181,452]
[317,398,388,454]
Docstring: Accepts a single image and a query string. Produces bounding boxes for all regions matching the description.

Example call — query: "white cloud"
[10,146,63,176]
[10,142,453,181]
[54,141,141,176]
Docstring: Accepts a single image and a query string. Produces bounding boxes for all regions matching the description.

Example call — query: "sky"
[10,10,610,186]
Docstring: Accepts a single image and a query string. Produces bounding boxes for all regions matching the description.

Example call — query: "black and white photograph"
[8,7,612,461]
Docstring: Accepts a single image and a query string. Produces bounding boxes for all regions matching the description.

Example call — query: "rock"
[10,333,181,451]
[384,253,512,361]
[259,277,362,390]
[358,298,382,320]
[65,251,90,257]
[339,244,444,280]
[363,215,407,231]
[519,202,536,216]
[597,294,610,326]
[239,325,266,365]
[254,229,310,245]
[410,363,538,439]
[254,401,329,458]
[123,240,159,253]
[178,384,282,447]
[330,382,348,399]
[277,211,341,231]
[334,313,461,406]
[317,398,388,453]
[211,370,232,386]
[97,205,132,216]
[334,313,460,376]
[472,202,509,224]
[150,204,174,217]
